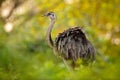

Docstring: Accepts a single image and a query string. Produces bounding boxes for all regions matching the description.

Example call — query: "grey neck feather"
[46,19,56,48]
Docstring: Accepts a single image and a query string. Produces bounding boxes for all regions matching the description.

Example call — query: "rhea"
[44,12,96,70]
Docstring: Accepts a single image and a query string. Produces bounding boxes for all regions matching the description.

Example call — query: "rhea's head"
[43,12,56,21]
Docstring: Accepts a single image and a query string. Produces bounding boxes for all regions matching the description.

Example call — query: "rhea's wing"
[54,27,96,63]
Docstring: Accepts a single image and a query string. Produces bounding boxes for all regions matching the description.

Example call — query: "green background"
[0,0,120,80]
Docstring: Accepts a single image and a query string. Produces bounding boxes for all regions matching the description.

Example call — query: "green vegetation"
[0,0,120,80]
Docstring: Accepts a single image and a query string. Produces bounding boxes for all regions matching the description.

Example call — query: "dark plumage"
[54,27,95,67]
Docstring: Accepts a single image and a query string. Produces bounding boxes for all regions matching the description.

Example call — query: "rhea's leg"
[62,58,73,71]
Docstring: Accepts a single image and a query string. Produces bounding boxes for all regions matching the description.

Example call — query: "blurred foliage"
[0,0,120,80]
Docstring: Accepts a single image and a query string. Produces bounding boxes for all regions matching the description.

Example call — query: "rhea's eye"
[52,14,54,16]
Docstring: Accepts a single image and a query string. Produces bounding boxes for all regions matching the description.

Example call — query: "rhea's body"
[44,12,96,69]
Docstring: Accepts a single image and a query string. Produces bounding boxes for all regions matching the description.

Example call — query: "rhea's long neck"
[46,19,56,48]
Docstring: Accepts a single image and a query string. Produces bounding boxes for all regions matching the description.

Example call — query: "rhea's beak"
[42,13,48,17]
